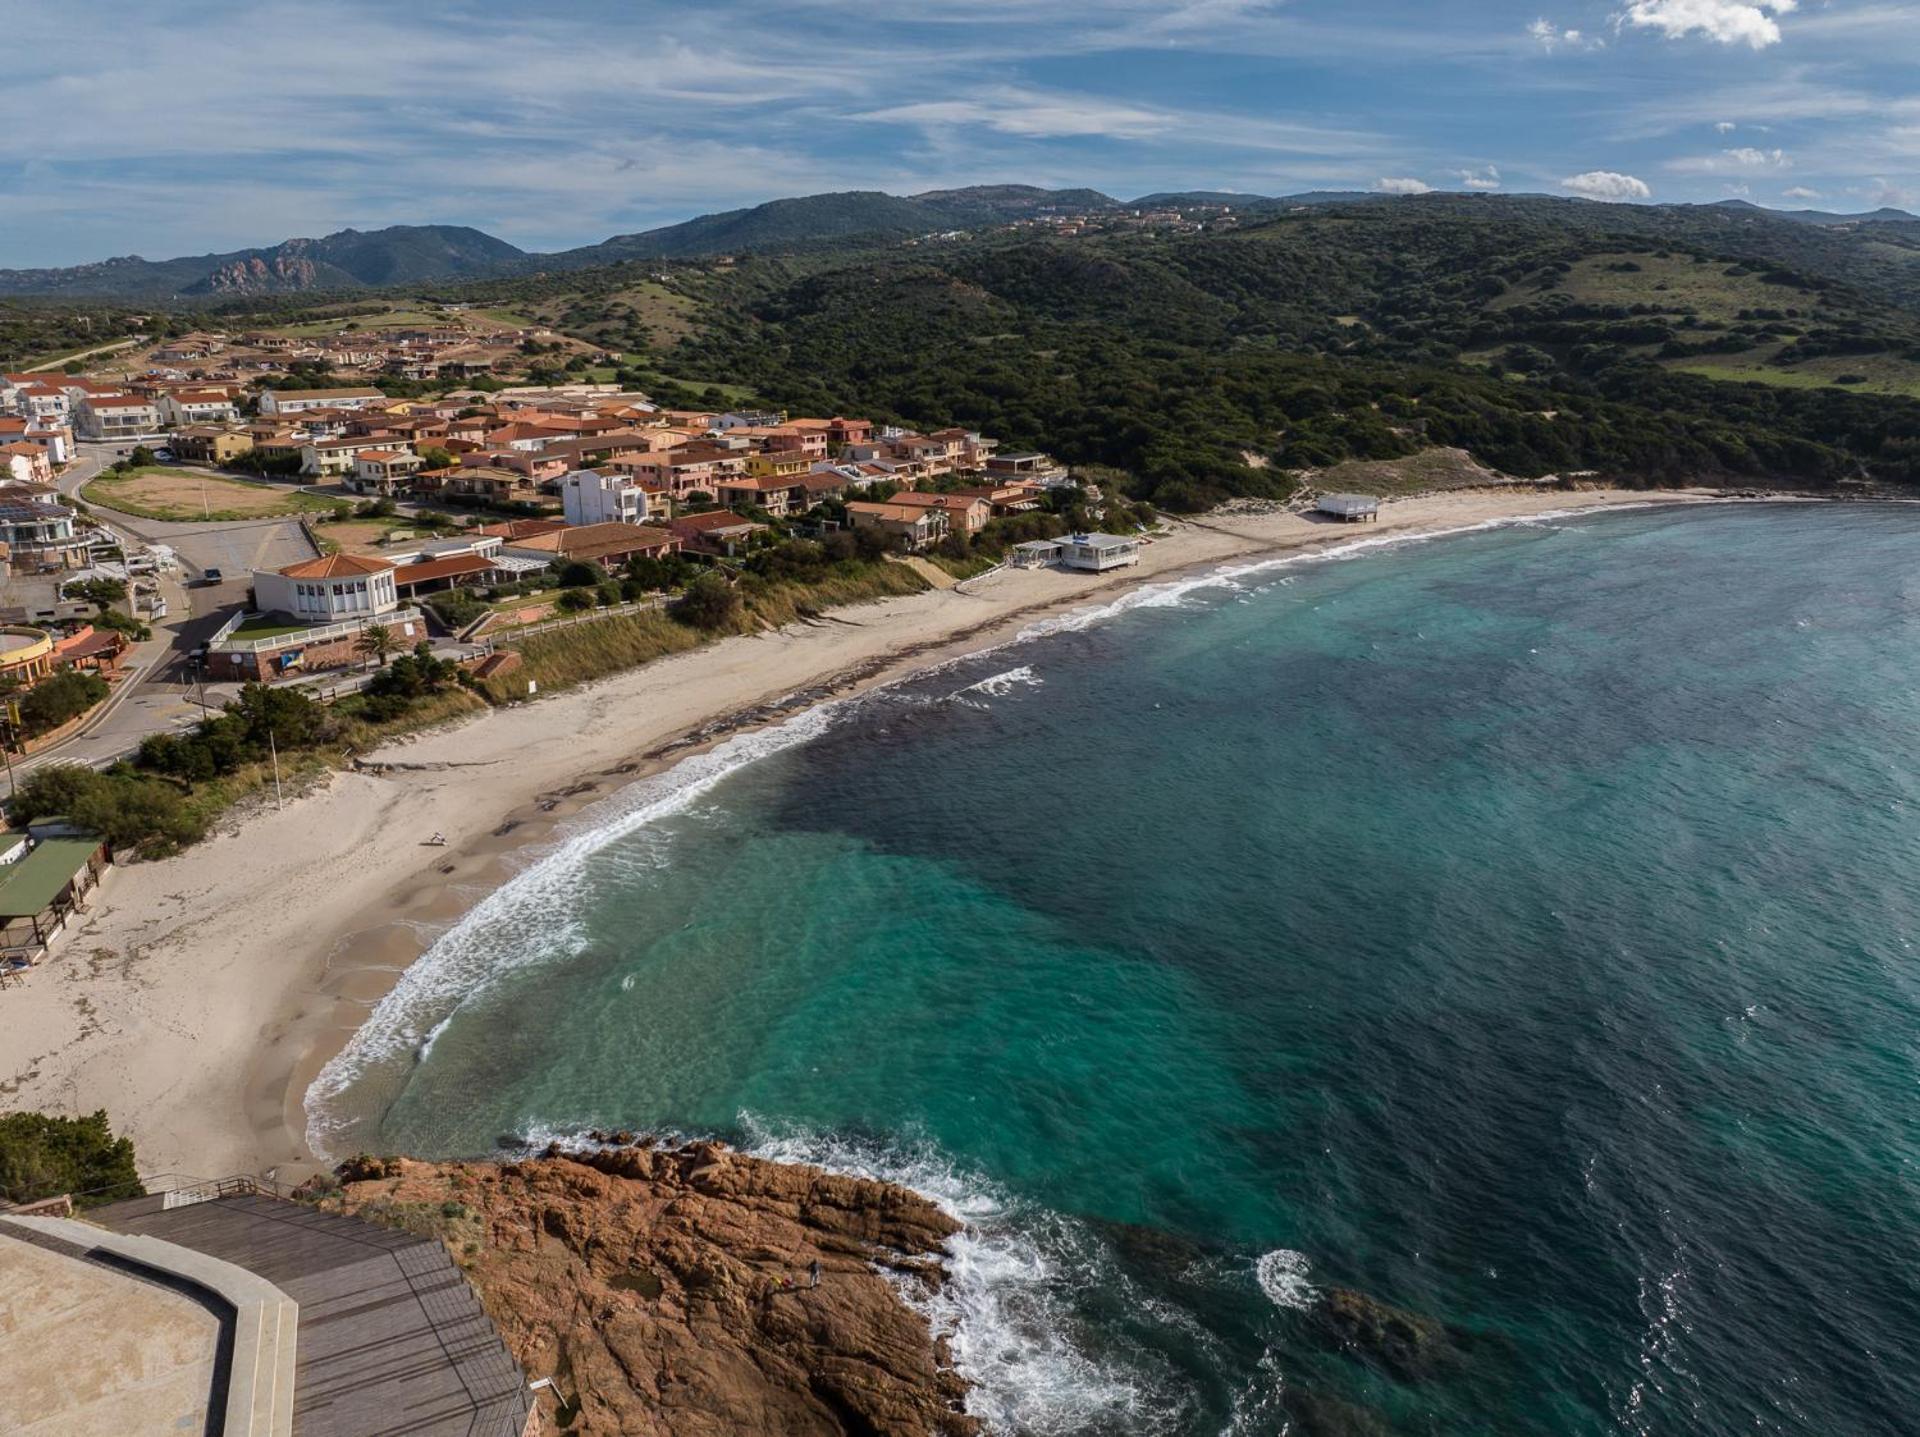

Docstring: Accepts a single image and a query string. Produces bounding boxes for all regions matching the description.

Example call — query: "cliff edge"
[320,1139,978,1436]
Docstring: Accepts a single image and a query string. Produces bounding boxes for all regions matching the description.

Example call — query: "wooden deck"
[95,1192,531,1437]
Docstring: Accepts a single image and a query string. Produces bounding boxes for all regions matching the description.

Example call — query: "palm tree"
[355,623,396,670]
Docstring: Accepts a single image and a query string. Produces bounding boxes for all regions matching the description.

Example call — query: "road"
[22,338,142,373]
[13,444,479,779]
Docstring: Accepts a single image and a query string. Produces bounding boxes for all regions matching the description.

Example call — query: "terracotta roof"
[393,554,494,585]
[278,553,394,580]
[670,511,764,535]
[509,522,677,560]
[476,518,568,540]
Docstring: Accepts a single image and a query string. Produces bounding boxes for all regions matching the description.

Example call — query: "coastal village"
[0,314,1155,981]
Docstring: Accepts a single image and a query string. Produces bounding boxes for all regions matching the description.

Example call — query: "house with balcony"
[213,554,424,679]
[349,449,424,495]
[75,394,160,441]
[0,488,90,570]
[257,386,386,416]
[157,389,241,427]
[886,490,992,535]
[562,468,667,527]
[846,501,950,551]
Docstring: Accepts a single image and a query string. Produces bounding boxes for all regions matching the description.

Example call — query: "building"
[668,510,767,556]
[300,435,412,478]
[258,386,387,416]
[349,449,424,495]
[985,452,1071,486]
[157,389,240,427]
[846,501,950,550]
[886,490,991,535]
[1058,533,1140,571]
[1010,538,1065,567]
[392,552,499,598]
[74,394,161,441]
[0,625,56,685]
[561,468,665,526]
[1317,493,1380,523]
[0,829,111,966]
[500,521,679,569]
[169,426,254,466]
[0,442,53,485]
[0,491,88,570]
[251,553,399,623]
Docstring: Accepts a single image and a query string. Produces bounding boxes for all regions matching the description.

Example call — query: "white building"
[561,467,664,526]
[75,394,161,441]
[1058,533,1140,572]
[250,553,399,622]
[258,387,387,416]
[158,390,241,427]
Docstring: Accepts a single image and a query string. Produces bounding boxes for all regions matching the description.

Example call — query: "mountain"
[1708,198,1917,227]
[7,186,1920,301]
[539,186,1122,270]
[0,225,527,300]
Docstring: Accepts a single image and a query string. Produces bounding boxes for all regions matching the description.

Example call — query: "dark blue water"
[318,504,1920,1435]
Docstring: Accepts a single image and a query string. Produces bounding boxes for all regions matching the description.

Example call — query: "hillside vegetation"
[602,196,1920,506]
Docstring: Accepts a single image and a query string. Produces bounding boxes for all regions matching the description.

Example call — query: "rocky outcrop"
[323,1139,978,1436]
[1308,1285,1471,1382]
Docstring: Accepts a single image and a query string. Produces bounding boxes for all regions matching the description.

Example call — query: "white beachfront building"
[1058,533,1141,572]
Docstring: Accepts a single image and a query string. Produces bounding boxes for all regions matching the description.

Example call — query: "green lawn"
[229,615,312,641]
[1672,354,1920,399]
[624,368,761,403]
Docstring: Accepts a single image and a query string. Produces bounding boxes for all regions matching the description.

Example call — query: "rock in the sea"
[325,1142,979,1436]
[1309,1286,1468,1383]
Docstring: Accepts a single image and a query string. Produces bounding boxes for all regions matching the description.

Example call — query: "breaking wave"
[303,703,847,1155]
[735,1115,1195,1436]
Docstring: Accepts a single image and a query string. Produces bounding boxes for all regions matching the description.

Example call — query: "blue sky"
[3,0,1916,266]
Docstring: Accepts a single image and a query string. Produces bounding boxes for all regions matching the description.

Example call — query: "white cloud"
[1781,185,1822,200]
[1375,176,1433,194]
[1668,146,1792,172]
[1862,177,1920,209]
[1723,182,1752,196]
[1715,120,1737,133]
[1457,165,1502,190]
[1619,0,1798,50]
[859,91,1171,141]
[1561,170,1654,199]
[1529,18,1600,49]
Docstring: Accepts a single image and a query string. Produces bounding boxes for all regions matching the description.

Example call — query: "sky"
[2,0,1917,267]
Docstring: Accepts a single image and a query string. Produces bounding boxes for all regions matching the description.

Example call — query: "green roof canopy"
[0,837,102,917]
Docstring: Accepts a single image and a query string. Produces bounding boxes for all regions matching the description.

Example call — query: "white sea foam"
[303,702,847,1155]
[736,1115,1191,1435]
[1254,1248,1315,1312]
[949,664,1043,703]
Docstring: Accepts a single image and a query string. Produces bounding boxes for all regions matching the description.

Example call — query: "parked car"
[200,567,224,585]
[153,448,176,463]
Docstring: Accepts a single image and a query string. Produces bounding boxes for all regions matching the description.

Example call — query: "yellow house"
[745,450,809,480]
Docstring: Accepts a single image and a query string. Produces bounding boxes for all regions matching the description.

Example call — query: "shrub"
[670,571,745,631]
[0,1110,143,1208]
[555,587,595,613]
[17,669,109,737]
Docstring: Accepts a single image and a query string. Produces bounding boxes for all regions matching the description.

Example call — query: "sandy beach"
[0,487,1695,1185]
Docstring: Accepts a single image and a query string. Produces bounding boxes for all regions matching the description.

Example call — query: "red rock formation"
[326,1140,978,1436]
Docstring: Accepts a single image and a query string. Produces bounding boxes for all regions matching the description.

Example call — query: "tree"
[128,444,156,467]
[0,1110,143,1208]
[417,446,456,470]
[355,624,397,669]
[17,670,109,737]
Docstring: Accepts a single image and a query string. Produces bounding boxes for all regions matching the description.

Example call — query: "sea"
[310,502,1920,1436]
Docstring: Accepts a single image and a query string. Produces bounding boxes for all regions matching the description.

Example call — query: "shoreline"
[0,486,1707,1184]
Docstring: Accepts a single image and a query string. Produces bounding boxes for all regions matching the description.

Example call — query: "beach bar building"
[1059,533,1141,572]
[1317,493,1380,523]
[0,830,111,969]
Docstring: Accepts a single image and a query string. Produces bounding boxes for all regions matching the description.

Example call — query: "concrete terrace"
[1,1188,532,1437]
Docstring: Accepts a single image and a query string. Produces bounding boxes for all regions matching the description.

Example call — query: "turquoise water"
[315,504,1920,1435]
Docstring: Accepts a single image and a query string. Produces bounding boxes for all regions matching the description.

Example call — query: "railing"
[211,608,425,654]
[494,597,665,644]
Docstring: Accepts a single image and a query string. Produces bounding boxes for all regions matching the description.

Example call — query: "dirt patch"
[83,469,342,522]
